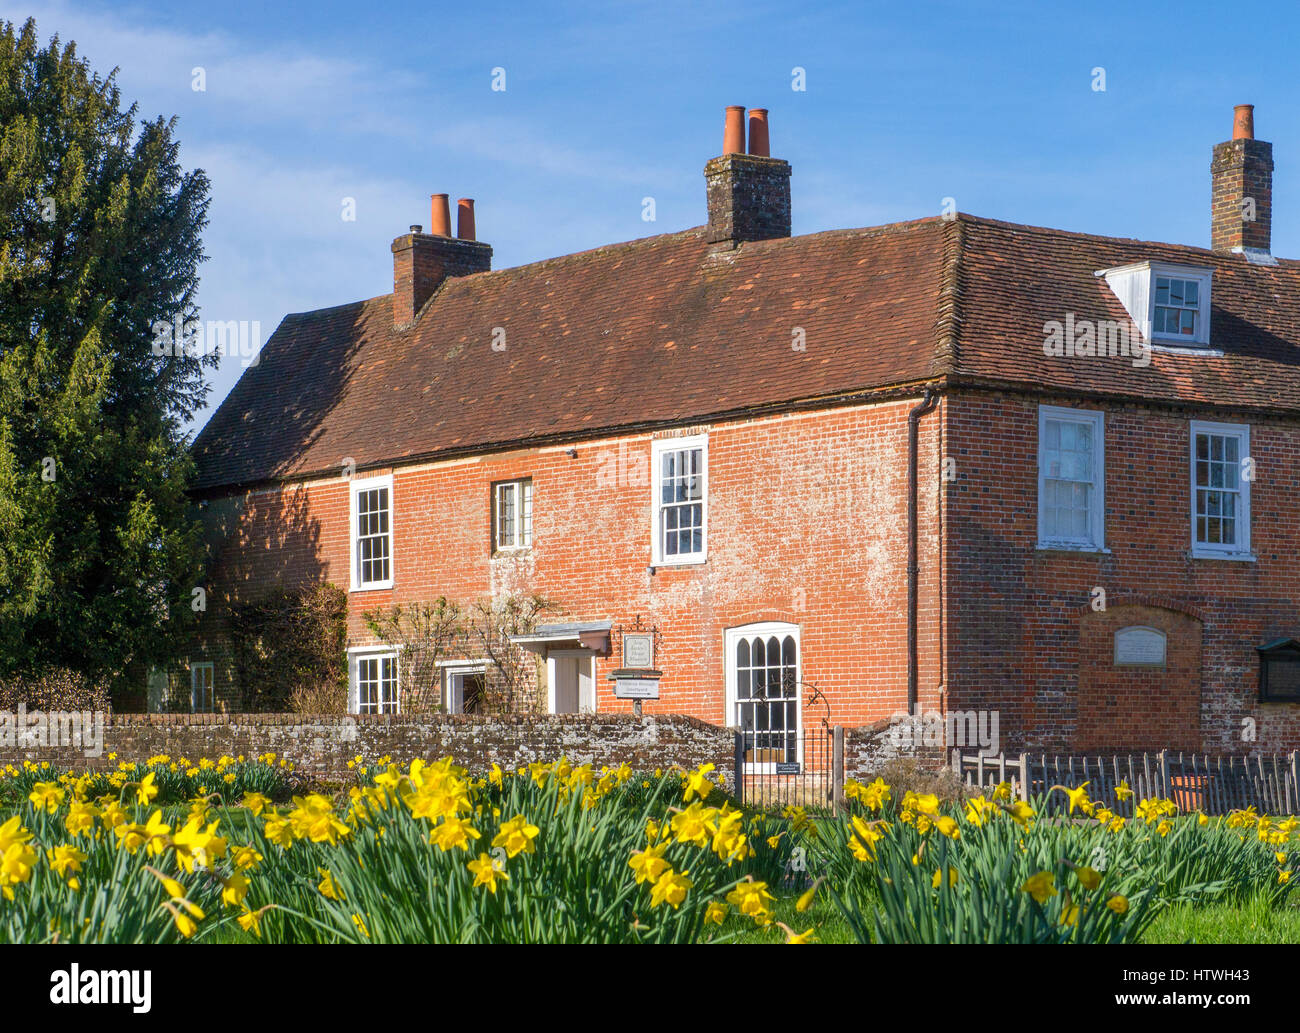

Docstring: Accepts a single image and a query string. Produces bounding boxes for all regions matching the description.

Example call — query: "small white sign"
[613,677,660,700]
[1114,626,1166,666]
[623,633,654,669]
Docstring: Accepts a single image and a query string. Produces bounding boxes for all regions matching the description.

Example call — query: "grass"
[729,896,853,944]
[728,892,1300,945]
[1141,895,1300,944]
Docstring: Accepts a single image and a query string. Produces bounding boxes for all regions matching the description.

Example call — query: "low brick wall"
[0,712,734,784]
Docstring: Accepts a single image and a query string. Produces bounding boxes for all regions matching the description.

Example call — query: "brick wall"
[186,397,943,733]
[946,388,1300,752]
[0,712,734,784]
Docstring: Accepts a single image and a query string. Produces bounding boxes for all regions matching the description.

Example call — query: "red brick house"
[181,103,1300,755]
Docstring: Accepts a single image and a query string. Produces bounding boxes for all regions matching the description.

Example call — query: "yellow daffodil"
[1074,866,1101,890]
[726,879,776,923]
[649,868,693,908]
[1021,871,1057,904]
[317,868,343,901]
[932,867,959,889]
[683,763,715,802]
[492,815,540,858]
[467,852,508,893]
[135,772,159,806]
[430,816,482,852]
[629,843,669,885]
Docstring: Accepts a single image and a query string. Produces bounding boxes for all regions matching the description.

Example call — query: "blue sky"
[16,0,1300,433]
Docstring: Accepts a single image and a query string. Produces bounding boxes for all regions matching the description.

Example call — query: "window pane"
[1193,431,1245,548]
[356,485,391,584]
[521,482,533,546]
[657,445,705,558]
[1040,415,1099,543]
[497,483,515,548]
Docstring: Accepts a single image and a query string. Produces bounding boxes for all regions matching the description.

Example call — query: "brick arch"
[1075,603,1203,751]
[1070,594,1209,624]
[717,608,806,629]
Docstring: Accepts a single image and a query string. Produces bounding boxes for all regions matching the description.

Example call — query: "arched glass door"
[726,623,800,772]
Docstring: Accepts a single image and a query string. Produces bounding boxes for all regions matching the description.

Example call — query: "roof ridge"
[954,210,1300,263]
[932,216,965,375]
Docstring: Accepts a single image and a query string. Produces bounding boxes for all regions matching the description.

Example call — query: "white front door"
[549,651,596,714]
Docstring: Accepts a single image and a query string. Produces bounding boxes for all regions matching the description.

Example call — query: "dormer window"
[1098,261,1212,347]
[1152,275,1201,338]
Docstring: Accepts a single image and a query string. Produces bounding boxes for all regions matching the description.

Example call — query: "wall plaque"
[613,677,660,700]
[623,632,654,670]
[1114,626,1166,666]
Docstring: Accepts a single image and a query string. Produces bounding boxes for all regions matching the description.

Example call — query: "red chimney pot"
[1233,104,1255,141]
[457,198,476,241]
[429,193,452,236]
[723,106,745,155]
[747,109,770,157]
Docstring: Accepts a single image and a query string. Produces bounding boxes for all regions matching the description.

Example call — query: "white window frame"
[348,646,400,714]
[1037,405,1106,552]
[190,662,214,713]
[725,621,802,774]
[439,660,488,714]
[1099,261,1212,347]
[492,478,533,552]
[349,473,394,591]
[650,434,708,566]
[1189,420,1253,560]
[1149,266,1212,345]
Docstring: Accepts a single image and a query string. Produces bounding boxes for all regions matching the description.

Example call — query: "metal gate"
[734,724,841,812]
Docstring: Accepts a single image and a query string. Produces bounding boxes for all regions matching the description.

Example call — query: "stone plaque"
[1114,626,1166,666]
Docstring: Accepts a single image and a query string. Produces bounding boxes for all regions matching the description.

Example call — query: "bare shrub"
[875,757,971,804]
[289,680,348,715]
[229,582,348,712]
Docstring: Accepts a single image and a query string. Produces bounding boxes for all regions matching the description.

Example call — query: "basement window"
[350,474,394,590]
[1258,639,1300,702]
[652,435,708,564]
[492,479,533,552]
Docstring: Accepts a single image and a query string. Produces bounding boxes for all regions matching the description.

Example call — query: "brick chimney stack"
[1211,104,1273,255]
[705,106,792,245]
[391,193,492,329]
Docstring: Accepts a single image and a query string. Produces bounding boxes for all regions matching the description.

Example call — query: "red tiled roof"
[191,214,1300,492]
[952,216,1300,406]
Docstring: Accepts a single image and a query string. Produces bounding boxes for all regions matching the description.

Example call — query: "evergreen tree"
[0,17,211,686]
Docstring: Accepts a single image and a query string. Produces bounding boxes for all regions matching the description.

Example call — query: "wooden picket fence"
[949,749,1300,816]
